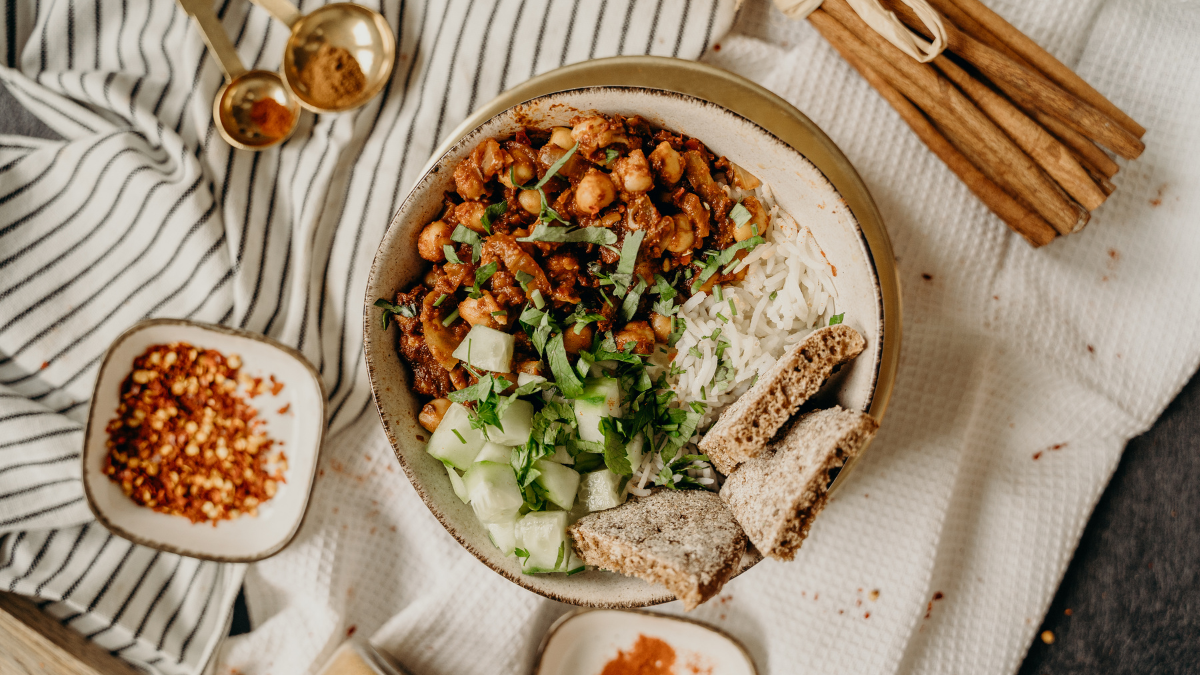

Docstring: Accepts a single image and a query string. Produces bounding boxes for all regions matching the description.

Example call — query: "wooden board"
[0,592,142,675]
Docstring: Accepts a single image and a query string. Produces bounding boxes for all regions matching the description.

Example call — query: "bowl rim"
[364,57,901,607]
[81,317,327,563]
[528,607,760,675]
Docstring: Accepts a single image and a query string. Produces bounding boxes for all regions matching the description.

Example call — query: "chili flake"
[103,342,286,524]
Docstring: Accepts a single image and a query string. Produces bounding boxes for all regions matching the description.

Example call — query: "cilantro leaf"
[600,417,632,475]
[617,230,645,277]
[516,223,618,245]
[604,148,619,165]
[480,200,506,234]
[443,244,464,265]
[451,225,483,264]
[546,333,585,398]
[829,312,845,325]
[374,298,418,328]
[619,278,647,322]
[690,235,765,291]
[729,201,752,228]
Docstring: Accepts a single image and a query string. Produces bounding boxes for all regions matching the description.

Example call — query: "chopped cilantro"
[442,308,460,326]
[530,289,545,309]
[516,223,617,245]
[605,148,619,165]
[443,244,464,265]
[374,298,418,328]
[480,200,506,234]
[729,201,751,228]
[452,429,466,444]
[829,312,845,325]
[433,293,448,307]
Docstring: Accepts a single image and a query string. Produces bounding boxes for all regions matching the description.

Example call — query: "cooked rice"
[629,180,838,494]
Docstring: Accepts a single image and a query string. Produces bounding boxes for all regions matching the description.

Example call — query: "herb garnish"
[829,312,845,325]
[374,298,418,329]
[480,200,506,234]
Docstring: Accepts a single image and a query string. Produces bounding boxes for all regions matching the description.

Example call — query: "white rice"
[627,180,839,492]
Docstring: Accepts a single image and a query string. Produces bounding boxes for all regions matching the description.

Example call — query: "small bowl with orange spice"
[82,319,326,562]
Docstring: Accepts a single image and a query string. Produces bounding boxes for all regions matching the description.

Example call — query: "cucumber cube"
[427,403,486,470]
[574,378,622,442]
[517,373,547,388]
[516,511,571,573]
[452,325,514,373]
[463,461,523,524]
[445,464,470,504]
[578,469,627,512]
[485,399,534,446]
[474,442,512,464]
[533,459,580,510]
[486,519,518,556]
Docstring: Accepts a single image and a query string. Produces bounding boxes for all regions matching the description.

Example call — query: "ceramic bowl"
[532,609,757,675]
[364,85,887,606]
[82,319,325,562]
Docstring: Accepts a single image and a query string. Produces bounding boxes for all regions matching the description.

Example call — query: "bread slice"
[720,406,878,560]
[699,324,866,474]
[569,489,746,610]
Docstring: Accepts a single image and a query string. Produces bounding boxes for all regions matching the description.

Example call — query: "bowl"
[364,61,898,607]
[532,609,757,675]
[82,319,326,562]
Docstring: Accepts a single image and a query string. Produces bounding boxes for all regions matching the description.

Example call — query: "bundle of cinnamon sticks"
[807,0,1145,246]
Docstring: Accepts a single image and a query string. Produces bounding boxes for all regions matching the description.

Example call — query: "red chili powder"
[599,635,676,675]
[250,98,293,139]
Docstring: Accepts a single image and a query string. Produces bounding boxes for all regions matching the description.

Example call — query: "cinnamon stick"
[931,54,1106,210]
[924,0,1034,70]
[948,0,1146,139]
[882,0,1145,160]
[826,33,1055,246]
[814,0,1088,234]
[1035,110,1120,179]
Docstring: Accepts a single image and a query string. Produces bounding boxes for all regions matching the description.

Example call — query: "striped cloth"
[0,0,735,672]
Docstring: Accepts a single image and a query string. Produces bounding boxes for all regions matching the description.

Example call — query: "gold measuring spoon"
[178,0,301,149]
[250,0,395,113]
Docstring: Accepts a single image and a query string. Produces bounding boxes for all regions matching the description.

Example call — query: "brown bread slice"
[720,406,878,560]
[699,324,866,474]
[568,489,746,610]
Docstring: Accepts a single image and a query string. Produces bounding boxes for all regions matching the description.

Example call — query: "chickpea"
[648,141,683,185]
[423,269,440,287]
[419,398,452,432]
[550,126,575,149]
[563,324,594,354]
[454,201,488,233]
[571,115,615,149]
[515,359,544,376]
[418,220,454,261]
[650,313,673,344]
[518,189,543,215]
[500,143,537,188]
[457,292,506,329]
[614,321,655,355]
[612,149,654,193]
[574,169,616,215]
[666,214,694,254]
[734,195,770,242]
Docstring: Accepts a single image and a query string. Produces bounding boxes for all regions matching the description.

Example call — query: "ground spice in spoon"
[300,43,367,108]
[599,635,676,675]
[250,98,294,139]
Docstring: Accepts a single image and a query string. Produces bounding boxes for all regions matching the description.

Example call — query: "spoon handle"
[250,0,302,27]
[177,0,247,81]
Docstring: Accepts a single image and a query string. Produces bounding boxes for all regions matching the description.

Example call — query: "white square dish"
[82,319,325,562]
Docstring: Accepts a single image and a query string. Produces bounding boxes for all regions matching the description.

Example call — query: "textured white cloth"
[1,0,1197,673]
[223,2,1200,674]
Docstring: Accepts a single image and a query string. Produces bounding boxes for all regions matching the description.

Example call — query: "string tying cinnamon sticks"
[795,0,1146,246]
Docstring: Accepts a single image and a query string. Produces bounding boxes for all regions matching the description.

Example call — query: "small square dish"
[533,608,757,675]
[82,318,325,562]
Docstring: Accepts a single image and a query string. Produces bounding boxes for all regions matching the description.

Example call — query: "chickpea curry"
[377,113,771,420]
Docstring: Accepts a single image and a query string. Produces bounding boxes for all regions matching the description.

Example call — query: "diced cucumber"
[486,519,518,556]
[517,373,546,388]
[625,433,645,473]
[474,442,512,464]
[427,403,486,470]
[515,511,571,573]
[573,377,622,442]
[581,377,622,412]
[578,469,627,512]
[463,461,523,524]
[485,399,534,446]
[549,445,574,464]
[533,459,580,510]
[566,549,586,575]
[452,325,515,373]
[445,464,470,504]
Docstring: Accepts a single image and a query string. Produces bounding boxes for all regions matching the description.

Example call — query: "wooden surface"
[0,593,143,675]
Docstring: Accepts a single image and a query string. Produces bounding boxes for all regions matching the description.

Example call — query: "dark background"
[1,81,1196,673]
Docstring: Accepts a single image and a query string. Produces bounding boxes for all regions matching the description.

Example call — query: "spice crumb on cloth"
[300,43,366,108]
[103,342,286,524]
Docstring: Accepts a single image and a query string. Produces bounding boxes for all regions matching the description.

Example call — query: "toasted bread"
[720,406,877,560]
[569,489,746,610]
[699,324,866,474]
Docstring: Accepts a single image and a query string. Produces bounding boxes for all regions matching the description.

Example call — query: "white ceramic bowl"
[364,86,886,606]
[82,319,325,562]
[532,609,757,675]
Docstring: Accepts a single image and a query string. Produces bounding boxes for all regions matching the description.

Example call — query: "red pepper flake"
[346,625,357,637]
[269,374,285,396]
[103,342,286,524]
[277,403,291,415]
